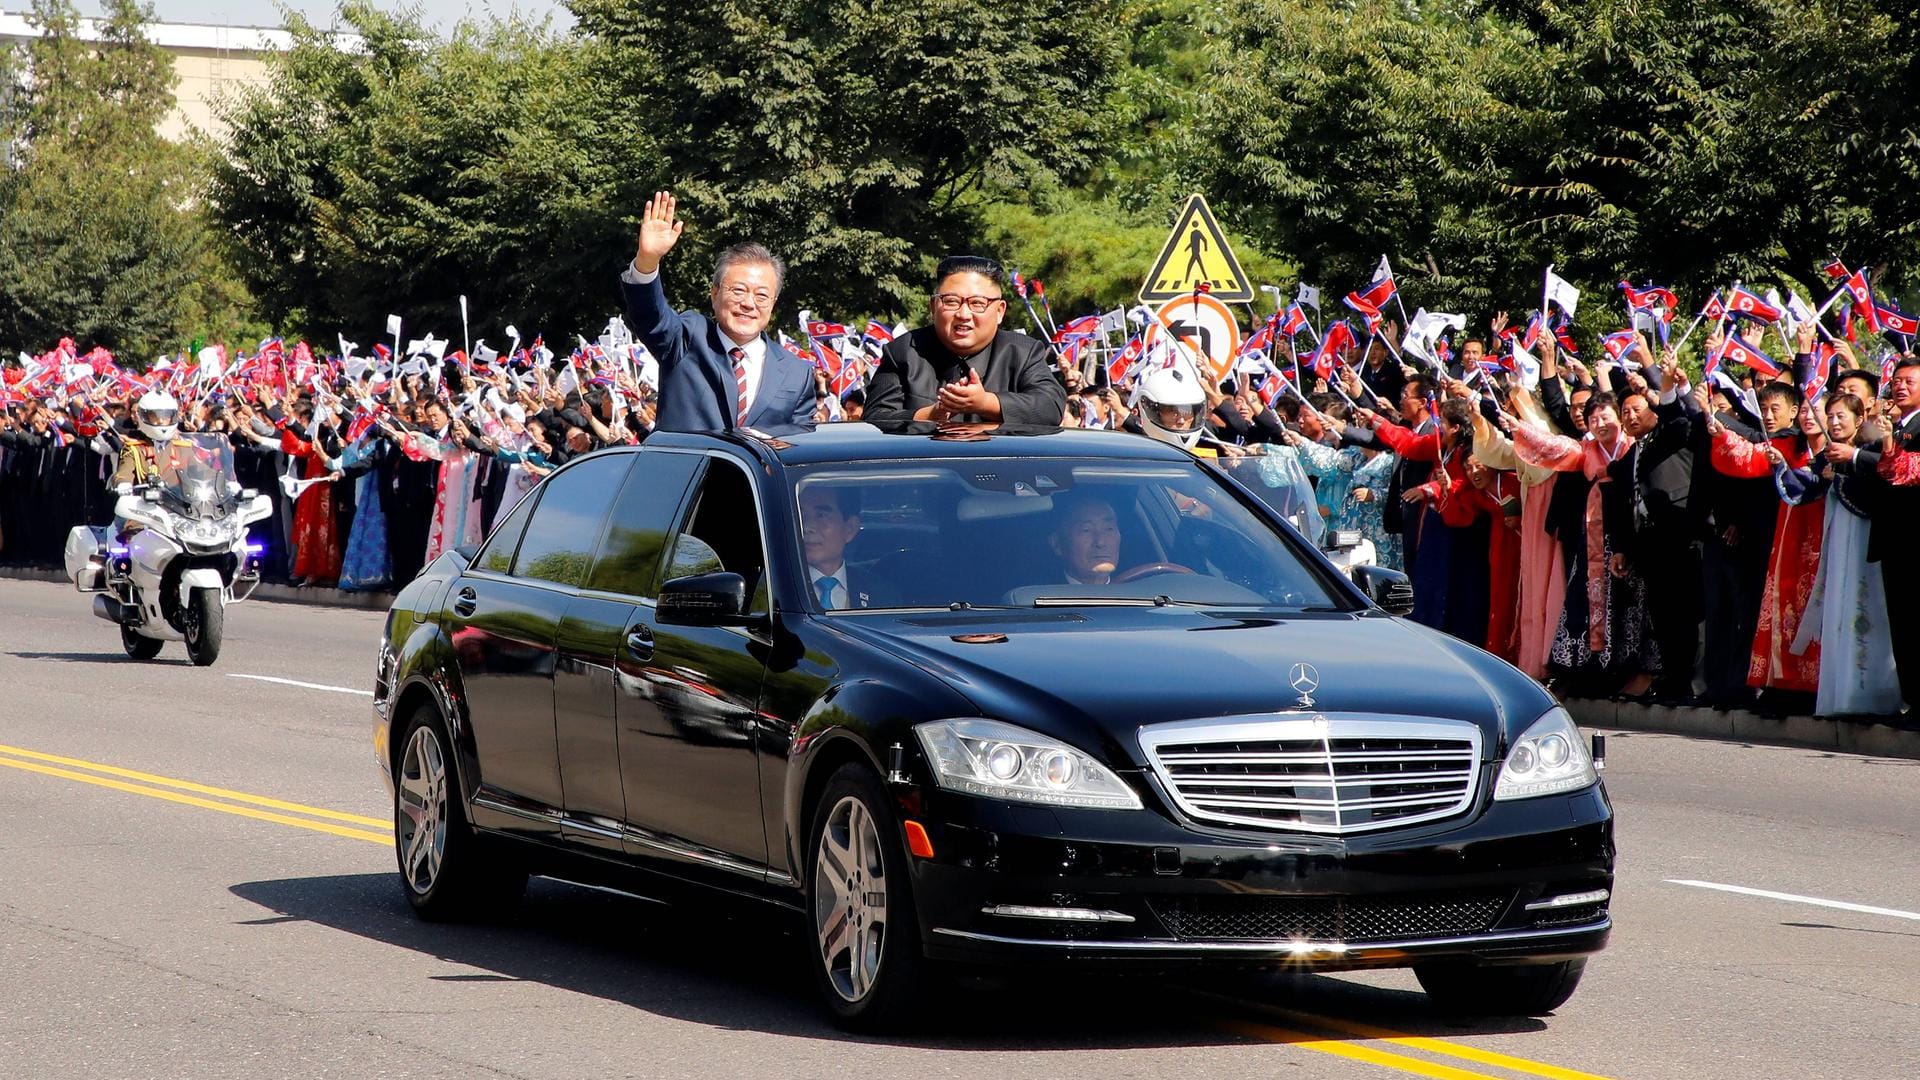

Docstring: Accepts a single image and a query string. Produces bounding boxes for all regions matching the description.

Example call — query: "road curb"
[1563,697,1920,761]
[0,564,394,610]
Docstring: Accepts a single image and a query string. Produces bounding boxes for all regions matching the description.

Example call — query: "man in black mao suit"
[619,191,817,433]
[863,256,1068,426]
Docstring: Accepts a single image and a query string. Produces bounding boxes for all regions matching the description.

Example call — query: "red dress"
[281,429,343,584]
[1709,429,1822,692]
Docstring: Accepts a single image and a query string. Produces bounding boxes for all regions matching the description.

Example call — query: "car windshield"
[1212,454,1328,548]
[153,433,238,516]
[788,457,1352,612]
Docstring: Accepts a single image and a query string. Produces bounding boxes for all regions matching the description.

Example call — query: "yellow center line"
[1221,1019,1508,1079]
[0,741,389,828]
[1261,1006,1615,1080]
[0,754,393,847]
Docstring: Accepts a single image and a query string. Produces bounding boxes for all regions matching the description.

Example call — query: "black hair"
[843,388,866,408]
[1582,391,1618,420]
[1438,398,1474,428]
[1835,368,1880,396]
[934,255,1005,289]
[1756,381,1802,408]
[806,485,859,518]
[1404,373,1433,401]
[1894,357,1920,378]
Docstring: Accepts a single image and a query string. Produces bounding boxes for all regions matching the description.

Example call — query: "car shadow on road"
[230,871,1550,1049]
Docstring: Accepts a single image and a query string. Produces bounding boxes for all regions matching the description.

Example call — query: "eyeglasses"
[720,284,775,308]
[933,293,1004,315]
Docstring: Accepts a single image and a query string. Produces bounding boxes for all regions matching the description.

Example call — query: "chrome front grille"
[1139,716,1483,835]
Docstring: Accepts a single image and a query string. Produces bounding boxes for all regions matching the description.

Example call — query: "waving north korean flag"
[1716,333,1781,379]
[1726,287,1783,324]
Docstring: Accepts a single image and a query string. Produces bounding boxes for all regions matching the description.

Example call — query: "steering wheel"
[1113,561,1195,583]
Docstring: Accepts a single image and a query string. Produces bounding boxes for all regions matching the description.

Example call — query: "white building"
[0,10,356,145]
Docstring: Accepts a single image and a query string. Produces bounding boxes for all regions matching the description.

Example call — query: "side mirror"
[1351,564,1415,616]
[657,572,751,627]
[452,542,481,570]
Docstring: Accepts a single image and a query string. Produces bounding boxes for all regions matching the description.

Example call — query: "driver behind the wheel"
[1049,495,1122,586]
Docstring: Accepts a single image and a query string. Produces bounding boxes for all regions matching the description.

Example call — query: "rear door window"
[585,451,703,599]
[473,485,540,575]
[511,453,632,587]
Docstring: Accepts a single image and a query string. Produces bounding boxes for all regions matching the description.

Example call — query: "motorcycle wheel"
[121,623,163,660]
[183,587,223,666]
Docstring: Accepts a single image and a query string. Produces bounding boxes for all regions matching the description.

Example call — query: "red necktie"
[730,347,751,425]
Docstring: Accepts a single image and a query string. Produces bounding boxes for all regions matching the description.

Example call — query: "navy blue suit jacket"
[622,273,817,433]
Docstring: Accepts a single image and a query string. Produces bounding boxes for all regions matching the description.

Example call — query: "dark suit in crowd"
[863,328,1068,426]
[622,273,817,433]
[1608,392,1705,697]
[1857,408,1920,708]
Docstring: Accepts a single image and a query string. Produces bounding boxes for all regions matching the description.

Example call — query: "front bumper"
[908,782,1614,970]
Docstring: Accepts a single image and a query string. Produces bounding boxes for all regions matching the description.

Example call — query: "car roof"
[642,423,1200,467]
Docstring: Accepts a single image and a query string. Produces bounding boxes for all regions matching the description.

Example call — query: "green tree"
[212,4,635,343]
[1491,0,1920,303]
[0,0,251,360]
[1190,0,1553,319]
[571,0,1124,318]
[980,187,1294,320]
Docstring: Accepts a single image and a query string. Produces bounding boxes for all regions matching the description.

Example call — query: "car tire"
[803,762,934,1031]
[393,704,526,921]
[1414,958,1588,1017]
[121,623,163,660]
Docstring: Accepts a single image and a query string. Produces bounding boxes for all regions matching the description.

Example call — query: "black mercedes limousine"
[373,422,1612,1029]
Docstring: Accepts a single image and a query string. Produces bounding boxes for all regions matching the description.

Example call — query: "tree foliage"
[570,0,1125,317]
[1192,0,1920,322]
[0,0,248,359]
[210,4,636,343]
[981,187,1295,318]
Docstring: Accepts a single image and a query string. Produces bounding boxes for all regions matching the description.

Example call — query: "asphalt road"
[0,576,1915,1080]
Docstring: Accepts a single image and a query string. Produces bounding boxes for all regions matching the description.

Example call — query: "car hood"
[831,608,1552,768]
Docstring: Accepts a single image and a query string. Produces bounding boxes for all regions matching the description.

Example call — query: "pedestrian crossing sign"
[1139,194,1254,304]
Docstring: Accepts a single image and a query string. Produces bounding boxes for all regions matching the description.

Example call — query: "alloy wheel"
[396,725,449,895]
[814,794,888,1002]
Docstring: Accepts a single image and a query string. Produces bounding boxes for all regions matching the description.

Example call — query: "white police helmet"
[135,390,180,444]
[1138,364,1206,449]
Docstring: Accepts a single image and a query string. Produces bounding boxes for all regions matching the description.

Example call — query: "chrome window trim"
[931,918,1610,954]
[1137,714,1483,836]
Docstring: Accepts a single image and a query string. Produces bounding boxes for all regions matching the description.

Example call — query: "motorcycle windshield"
[154,434,239,517]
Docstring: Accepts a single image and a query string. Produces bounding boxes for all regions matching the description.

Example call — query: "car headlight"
[914,719,1142,810]
[1494,707,1598,800]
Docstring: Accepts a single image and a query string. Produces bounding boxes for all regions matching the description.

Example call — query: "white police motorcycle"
[64,431,271,665]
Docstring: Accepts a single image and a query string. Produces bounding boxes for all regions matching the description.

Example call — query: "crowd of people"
[1196,319,1919,726]
[3,192,1915,725]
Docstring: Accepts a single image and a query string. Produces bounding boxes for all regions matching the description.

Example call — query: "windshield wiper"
[1032,595,1171,607]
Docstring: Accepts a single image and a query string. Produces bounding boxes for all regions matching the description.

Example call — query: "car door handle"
[625,627,655,661]
[453,586,477,617]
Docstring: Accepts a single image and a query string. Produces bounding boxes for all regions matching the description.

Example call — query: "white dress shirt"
[622,261,767,416]
[809,563,851,609]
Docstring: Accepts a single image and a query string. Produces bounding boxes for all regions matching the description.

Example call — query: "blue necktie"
[815,575,841,609]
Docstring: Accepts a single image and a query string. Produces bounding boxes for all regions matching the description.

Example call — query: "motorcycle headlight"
[1494,707,1598,800]
[914,719,1142,810]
